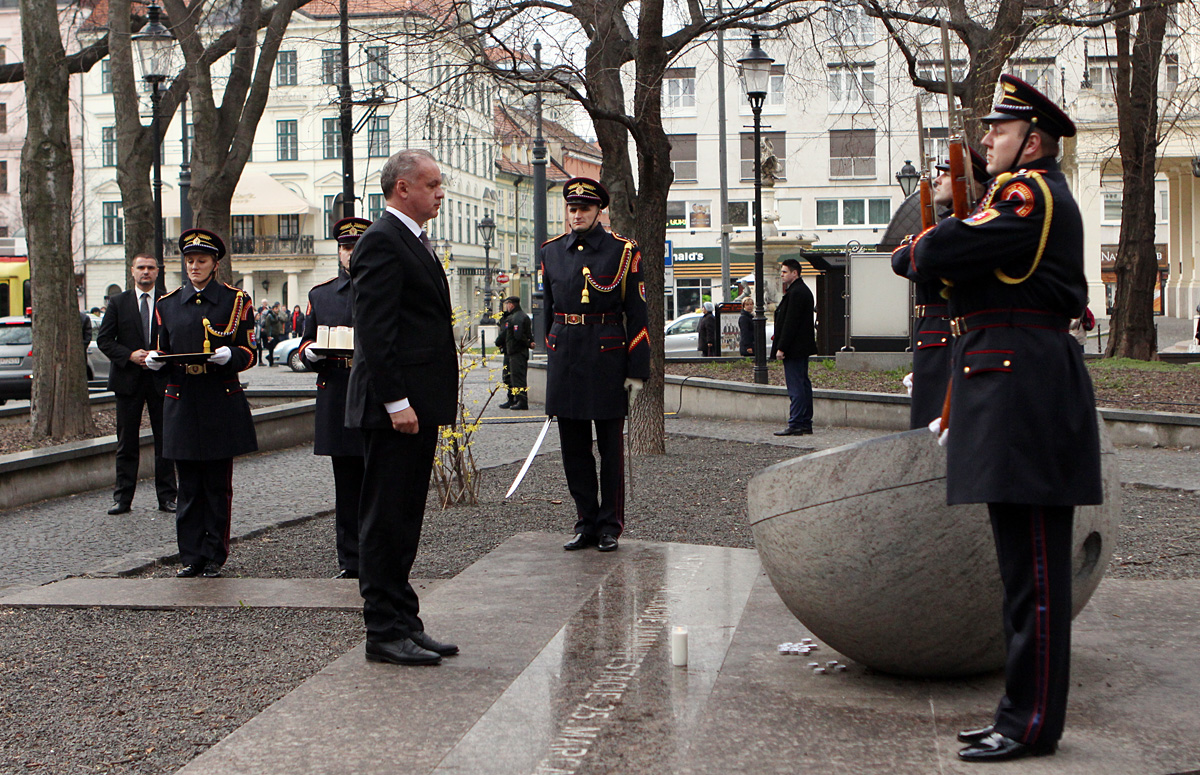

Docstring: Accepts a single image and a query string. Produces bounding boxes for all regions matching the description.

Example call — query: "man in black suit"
[345,149,459,666]
[770,258,817,436]
[97,253,177,515]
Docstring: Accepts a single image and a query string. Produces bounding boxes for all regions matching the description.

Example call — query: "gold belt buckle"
[950,317,965,337]
[565,314,582,325]
[186,363,207,375]
[914,305,926,317]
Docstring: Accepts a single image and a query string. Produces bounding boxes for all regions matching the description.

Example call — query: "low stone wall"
[0,397,316,511]
[527,361,1200,445]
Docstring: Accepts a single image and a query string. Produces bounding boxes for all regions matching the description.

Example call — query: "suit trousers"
[988,503,1074,747]
[331,455,364,574]
[782,356,814,430]
[113,379,176,506]
[175,458,234,567]
[557,417,624,539]
[359,426,437,642]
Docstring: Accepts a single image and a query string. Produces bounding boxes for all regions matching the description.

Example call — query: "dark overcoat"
[154,281,258,461]
[299,269,363,457]
[540,225,650,419]
[770,279,816,360]
[912,157,1102,506]
[892,230,953,429]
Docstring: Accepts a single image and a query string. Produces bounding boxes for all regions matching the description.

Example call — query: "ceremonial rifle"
[940,21,978,218]
[913,95,937,230]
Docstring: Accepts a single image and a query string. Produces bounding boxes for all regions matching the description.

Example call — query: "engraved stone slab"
[747,421,1121,677]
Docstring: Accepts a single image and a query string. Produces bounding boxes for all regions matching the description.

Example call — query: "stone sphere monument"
[747,423,1121,678]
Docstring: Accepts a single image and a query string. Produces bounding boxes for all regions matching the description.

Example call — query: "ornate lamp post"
[132,3,175,295]
[477,215,497,355]
[895,160,920,197]
[738,34,773,385]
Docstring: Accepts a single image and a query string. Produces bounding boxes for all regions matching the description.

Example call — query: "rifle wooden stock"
[948,137,970,218]
[918,174,936,229]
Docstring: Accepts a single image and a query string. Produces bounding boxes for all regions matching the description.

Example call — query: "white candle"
[315,325,329,348]
[671,626,688,667]
[334,326,351,349]
[346,327,354,349]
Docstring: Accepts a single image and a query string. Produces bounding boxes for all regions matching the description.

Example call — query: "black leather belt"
[914,304,948,318]
[555,313,622,325]
[329,357,354,369]
[950,309,1070,337]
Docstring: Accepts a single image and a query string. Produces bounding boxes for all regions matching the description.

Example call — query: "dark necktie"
[418,230,436,259]
[140,292,152,347]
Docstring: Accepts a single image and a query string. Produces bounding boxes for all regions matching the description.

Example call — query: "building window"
[869,198,891,224]
[0,103,6,133]
[916,62,966,105]
[323,118,342,159]
[668,200,686,229]
[277,119,298,161]
[1085,56,1118,92]
[1164,53,1179,93]
[667,200,713,230]
[826,0,875,45]
[102,202,124,244]
[322,49,339,85]
[0,160,6,193]
[663,67,696,112]
[829,129,875,178]
[816,198,892,226]
[277,50,298,86]
[367,117,389,157]
[1010,60,1057,101]
[324,195,338,239]
[231,215,255,239]
[100,59,112,93]
[669,134,698,182]
[278,214,300,239]
[1103,191,1122,222]
[741,65,785,108]
[101,127,117,166]
[922,127,949,166]
[827,65,875,113]
[740,132,786,181]
[366,46,389,82]
[728,200,755,227]
[368,193,384,221]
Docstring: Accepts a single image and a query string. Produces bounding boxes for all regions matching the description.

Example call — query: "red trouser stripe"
[1023,507,1051,744]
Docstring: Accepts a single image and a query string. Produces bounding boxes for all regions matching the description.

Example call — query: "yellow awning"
[161,173,315,217]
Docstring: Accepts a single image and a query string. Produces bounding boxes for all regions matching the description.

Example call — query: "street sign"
[496,272,510,285]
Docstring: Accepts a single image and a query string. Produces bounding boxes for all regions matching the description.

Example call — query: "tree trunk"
[20,0,94,439]
[1105,0,1167,360]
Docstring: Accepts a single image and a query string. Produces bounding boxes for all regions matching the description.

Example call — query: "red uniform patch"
[1004,182,1036,217]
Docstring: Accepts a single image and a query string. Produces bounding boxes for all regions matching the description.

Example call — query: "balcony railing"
[166,235,315,256]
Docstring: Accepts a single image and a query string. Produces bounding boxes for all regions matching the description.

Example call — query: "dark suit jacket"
[345,211,458,430]
[97,288,168,395]
[771,279,817,360]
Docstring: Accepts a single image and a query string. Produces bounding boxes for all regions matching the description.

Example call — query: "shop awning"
[160,173,315,218]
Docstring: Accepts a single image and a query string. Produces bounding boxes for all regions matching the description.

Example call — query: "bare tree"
[19,0,94,440]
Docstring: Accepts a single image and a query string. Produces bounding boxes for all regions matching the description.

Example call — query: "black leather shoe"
[958,732,1057,762]
[176,563,204,578]
[511,401,529,411]
[410,630,459,656]
[773,427,801,436]
[332,569,358,580]
[158,500,176,513]
[498,399,514,409]
[365,638,441,666]
[957,725,995,744]
[201,562,224,578]
[597,535,619,552]
[564,533,595,551]
[107,501,132,515]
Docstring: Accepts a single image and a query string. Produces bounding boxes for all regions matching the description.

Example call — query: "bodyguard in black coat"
[541,177,650,553]
[770,259,816,436]
[299,216,370,579]
[910,75,1102,763]
[96,253,176,515]
[497,296,532,410]
[147,229,257,579]
[345,149,459,667]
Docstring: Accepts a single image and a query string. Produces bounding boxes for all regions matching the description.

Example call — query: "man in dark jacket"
[697,302,717,356]
[497,296,533,410]
[770,258,816,435]
[263,302,285,365]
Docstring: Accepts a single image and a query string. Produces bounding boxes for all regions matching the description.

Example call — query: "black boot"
[511,395,528,411]
[498,390,514,409]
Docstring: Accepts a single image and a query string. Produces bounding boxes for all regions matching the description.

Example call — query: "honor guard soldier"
[299,216,370,579]
[892,147,989,428]
[908,75,1103,762]
[541,177,650,552]
[146,229,259,579]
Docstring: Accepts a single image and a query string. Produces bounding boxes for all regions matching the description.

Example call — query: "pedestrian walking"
[770,258,816,436]
[96,253,177,515]
[910,74,1102,763]
[146,228,258,579]
[541,177,650,553]
[299,216,370,580]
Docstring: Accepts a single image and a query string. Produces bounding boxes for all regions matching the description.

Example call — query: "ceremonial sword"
[505,416,553,499]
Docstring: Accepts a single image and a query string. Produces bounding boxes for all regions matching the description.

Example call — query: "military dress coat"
[910,157,1101,507]
[298,268,363,458]
[540,226,651,419]
[155,281,258,461]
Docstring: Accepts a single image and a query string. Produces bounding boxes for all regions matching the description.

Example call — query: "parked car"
[86,313,111,383]
[664,311,773,355]
[273,335,310,372]
[0,316,34,403]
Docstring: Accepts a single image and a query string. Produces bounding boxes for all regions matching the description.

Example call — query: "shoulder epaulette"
[542,232,568,247]
[159,287,180,300]
[610,231,639,249]
[310,276,337,290]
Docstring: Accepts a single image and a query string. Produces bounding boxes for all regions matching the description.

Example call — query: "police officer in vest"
[299,216,370,579]
[540,177,650,552]
[146,229,258,578]
[910,75,1102,762]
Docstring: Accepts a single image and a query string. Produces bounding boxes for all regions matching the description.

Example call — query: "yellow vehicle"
[0,238,31,318]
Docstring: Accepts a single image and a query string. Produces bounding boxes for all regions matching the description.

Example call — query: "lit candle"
[671,626,688,667]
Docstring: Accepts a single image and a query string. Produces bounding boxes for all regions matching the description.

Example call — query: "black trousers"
[988,503,1075,747]
[359,426,437,643]
[508,352,529,391]
[175,458,234,567]
[557,417,624,539]
[113,380,176,506]
[331,455,364,573]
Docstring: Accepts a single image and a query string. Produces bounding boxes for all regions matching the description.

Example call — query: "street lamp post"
[739,34,774,385]
[132,3,174,296]
[477,215,497,356]
[895,160,920,198]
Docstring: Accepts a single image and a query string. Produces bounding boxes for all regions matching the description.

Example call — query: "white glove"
[303,345,325,363]
[145,351,165,371]
[902,372,913,397]
[927,416,949,447]
[208,346,232,365]
[624,377,644,406]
